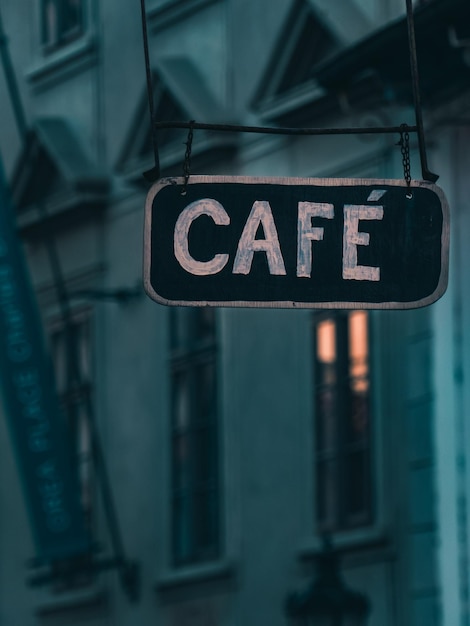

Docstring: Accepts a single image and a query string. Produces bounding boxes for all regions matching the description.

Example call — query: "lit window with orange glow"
[313,311,372,532]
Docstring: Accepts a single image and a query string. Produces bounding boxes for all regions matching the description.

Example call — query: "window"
[50,312,94,532]
[41,0,85,52]
[169,308,220,566]
[275,9,338,96]
[313,311,372,533]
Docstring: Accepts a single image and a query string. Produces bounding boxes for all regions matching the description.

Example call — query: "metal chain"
[182,121,195,195]
[399,124,411,188]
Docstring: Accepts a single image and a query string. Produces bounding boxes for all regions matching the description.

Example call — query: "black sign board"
[144,176,449,309]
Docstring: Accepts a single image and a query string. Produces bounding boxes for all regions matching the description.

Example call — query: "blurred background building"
[0,0,469,624]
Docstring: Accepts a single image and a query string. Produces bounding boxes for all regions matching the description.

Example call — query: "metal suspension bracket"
[141,0,438,183]
[405,0,439,183]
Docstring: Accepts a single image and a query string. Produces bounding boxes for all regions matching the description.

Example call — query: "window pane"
[50,320,91,394]
[316,459,338,529]
[62,0,83,37]
[172,370,191,431]
[344,451,371,522]
[77,320,91,380]
[170,310,219,566]
[316,318,336,366]
[173,433,191,492]
[193,426,217,485]
[49,314,94,541]
[193,308,216,344]
[41,0,84,49]
[194,489,219,557]
[77,403,93,524]
[42,0,58,46]
[170,309,189,349]
[347,311,370,445]
[195,361,216,422]
[315,318,337,451]
[315,388,337,451]
[347,387,370,446]
[348,311,369,392]
[173,494,193,564]
[170,308,216,350]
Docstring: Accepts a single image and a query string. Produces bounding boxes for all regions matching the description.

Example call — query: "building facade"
[0,0,469,624]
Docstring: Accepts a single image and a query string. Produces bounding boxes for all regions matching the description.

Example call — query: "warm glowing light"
[349,311,369,392]
[317,319,336,364]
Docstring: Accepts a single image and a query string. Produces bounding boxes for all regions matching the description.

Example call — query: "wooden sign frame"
[144,176,449,309]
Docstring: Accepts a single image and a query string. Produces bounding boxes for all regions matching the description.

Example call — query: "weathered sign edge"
[143,175,450,310]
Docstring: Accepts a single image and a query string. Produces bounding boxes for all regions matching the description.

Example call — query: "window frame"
[40,0,86,54]
[47,308,96,590]
[168,308,222,568]
[312,310,376,537]
[27,0,96,88]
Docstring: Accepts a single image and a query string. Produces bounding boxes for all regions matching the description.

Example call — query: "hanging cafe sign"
[139,0,451,310]
[143,175,449,310]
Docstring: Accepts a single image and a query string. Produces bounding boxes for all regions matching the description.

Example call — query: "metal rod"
[405,0,438,182]
[154,120,418,136]
[139,0,160,182]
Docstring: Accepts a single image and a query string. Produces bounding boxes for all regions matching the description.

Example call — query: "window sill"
[298,526,393,565]
[35,587,107,618]
[26,35,97,90]
[156,560,235,592]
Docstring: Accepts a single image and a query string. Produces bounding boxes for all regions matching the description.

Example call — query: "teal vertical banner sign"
[0,158,90,562]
